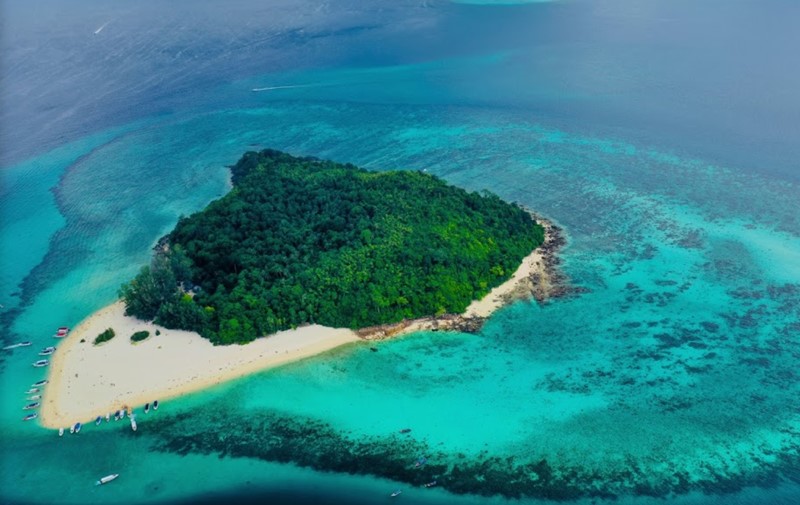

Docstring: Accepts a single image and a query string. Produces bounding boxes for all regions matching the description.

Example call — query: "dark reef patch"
[146,406,800,501]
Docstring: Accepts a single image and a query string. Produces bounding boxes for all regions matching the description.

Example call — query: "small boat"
[105,413,110,422]
[23,402,40,410]
[28,395,41,401]
[423,480,437,488]
[95,416,103,426]
[70,425,75,434]
[23,413,38,421]
[97,474,119,485]
[130,414,137,432]
[144,402,150,414]
[56,327,70,336]
[73,422,81,434]
[32,359,49,368]
[113,412,119,421]
[59,428,64,436]
[399,428,412,434]
[390,490,402,497]
[39,346,56,356]
[153,400,158,410]
[3,341,32,350]
[118,409,125,419]
[32,380,48,387]
[26,388,40,394]
[414,456,428,468]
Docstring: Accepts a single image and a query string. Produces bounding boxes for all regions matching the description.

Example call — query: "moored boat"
[55,327,70,337]
[105,413,110,422]
[97,474,119,485]
[73,422,81,433]
[95,416,103,426]
[130,414,137,432]
[32,379,48,387]
[423,480,437,488]
[23,413,38,421]
[26,388,40,394]
[59,428,64,436]
[28,395,41,401]
[32,359,49,368]
[39,346,56,356]
[144,402,150,414]
[390,490,402,497]
[23,402,40,410]
[153,400,159,410]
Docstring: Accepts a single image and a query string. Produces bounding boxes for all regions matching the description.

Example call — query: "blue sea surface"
[1,1,799,504]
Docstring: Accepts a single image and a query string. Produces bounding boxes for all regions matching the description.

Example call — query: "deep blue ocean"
[2,1,799,504]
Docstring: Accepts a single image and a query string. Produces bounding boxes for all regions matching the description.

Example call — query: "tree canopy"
[120,149,544,344]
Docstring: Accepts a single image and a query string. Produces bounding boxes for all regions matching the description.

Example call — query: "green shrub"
[94,328,116,345]
[131,330,150,343]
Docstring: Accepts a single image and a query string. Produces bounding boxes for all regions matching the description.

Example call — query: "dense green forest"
[120,149,544,344]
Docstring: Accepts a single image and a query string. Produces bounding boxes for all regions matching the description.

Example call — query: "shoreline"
[40,214,571,428]
[355,213,572,339]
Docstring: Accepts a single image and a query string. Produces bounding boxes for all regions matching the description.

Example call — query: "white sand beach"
[39,302,359,428]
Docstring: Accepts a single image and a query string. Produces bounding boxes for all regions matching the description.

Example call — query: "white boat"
[105,413,110,422]
[26,388,40,394]
[59,428,64,436]
[390,490,402,497]
[39,346,56,356]
[3,341,32,350]
[32,359,49,368]
[70,425,75,434]
[23,402,40,410]
[130,414,137,432]
[96,474,119,485]
[23,413,38,421]
[28,395,41,401]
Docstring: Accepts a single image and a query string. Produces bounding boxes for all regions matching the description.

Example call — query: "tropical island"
[40,150,566,428]
[120,149,544,344]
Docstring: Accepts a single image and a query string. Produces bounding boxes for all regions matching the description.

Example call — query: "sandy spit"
[39,303,359,428]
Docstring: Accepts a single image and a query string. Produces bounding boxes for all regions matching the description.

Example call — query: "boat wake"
[250,84,317,92]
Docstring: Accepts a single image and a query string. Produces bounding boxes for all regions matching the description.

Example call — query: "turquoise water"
[3,1,800,504]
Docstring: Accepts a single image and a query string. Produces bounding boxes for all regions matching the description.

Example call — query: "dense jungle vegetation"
[120,149,544,344]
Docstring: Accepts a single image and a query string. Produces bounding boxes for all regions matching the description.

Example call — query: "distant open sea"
[2,1,799,504]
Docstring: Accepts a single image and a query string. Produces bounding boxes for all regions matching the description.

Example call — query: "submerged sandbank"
[40,215,567,428]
